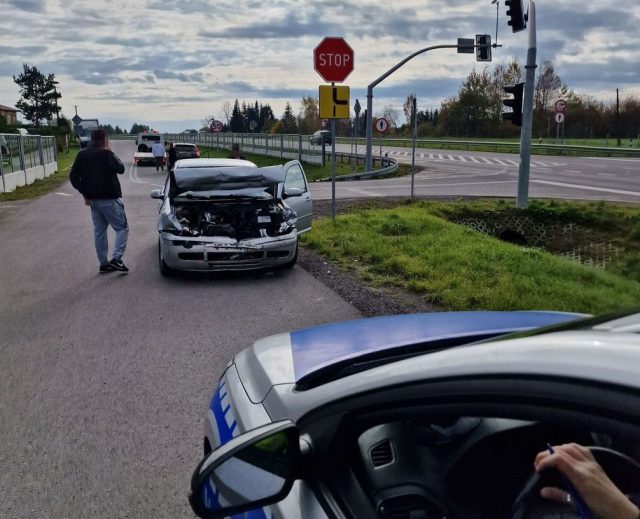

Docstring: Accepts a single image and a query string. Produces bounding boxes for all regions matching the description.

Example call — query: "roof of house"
[0,104,19,112]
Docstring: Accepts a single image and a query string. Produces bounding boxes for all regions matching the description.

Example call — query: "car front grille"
[207,251,264,261]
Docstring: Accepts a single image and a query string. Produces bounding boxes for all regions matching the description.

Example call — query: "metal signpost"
[314,37,354,221]
[210,120,223,151]
[411,96,417,199]
[354,99,361,172]
[375,117,389,160]
[554,99,566,144]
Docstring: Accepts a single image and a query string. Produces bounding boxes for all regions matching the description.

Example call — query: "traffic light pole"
[365,44,460,172]
[516,0,537,208]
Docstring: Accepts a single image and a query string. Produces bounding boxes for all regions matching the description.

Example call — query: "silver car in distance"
[150,158,312,275]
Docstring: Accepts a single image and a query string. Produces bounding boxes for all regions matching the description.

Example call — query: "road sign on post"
[314,37,354,83]
[319,85,350,119]
[210,120,224,132]
[375,118,389,133]
[555,99,566,113]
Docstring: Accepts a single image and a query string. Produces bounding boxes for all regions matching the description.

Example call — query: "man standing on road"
[167,142,177,172]
[69,129,130,274]
[152,139,165,172]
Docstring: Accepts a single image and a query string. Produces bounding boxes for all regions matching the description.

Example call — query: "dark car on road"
[309,130,332,146]
[173,142,201,160]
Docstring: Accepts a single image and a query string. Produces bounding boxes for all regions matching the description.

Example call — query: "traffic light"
[502,82,525,126]
[505,0,526,32]
[475,34,491,62]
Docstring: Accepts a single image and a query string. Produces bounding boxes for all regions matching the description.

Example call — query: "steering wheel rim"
[511,447,640,519]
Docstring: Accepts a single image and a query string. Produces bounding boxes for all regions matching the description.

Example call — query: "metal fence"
[0,134,57,193]
[162,132,327,164]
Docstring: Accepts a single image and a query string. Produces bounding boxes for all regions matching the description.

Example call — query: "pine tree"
[13,63,61,130]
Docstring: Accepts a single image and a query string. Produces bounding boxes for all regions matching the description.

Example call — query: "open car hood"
[173,165,285,195]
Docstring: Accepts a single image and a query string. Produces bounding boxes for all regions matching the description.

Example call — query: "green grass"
[199,145,410,182]
[302,201,640,314]
[0,146,79,202]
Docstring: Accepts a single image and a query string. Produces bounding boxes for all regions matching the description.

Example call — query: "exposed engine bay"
[169,199,297,240]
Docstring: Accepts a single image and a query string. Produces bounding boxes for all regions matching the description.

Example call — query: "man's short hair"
[91,129,107,146]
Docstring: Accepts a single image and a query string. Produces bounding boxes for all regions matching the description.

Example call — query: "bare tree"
[297,96,319,134]
[403,94,416,126]
[534,60,563,112]
[220,100,233,126]
[383,105,401,133]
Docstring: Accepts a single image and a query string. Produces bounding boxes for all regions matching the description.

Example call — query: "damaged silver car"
[150,158,312,275]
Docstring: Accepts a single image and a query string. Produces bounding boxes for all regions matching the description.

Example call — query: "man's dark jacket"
[69,148,125,199]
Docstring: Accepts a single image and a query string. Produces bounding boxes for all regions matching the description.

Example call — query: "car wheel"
[158,240,176,277]
[279,243,298,269]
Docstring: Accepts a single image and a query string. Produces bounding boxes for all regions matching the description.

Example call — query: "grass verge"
[301,200,640,314]
[198,146,411,182]
[0,146,79,202]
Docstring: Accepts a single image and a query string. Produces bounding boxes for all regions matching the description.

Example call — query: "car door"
[283,160,312,233]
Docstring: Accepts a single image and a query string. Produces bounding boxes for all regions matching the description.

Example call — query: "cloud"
[5,0,46,13]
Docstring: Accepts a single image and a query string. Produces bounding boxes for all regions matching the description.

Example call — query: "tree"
[259,104,275,132]
[279,102,297,133]
[229,100,245,132]
[13,63,61,130]
[220,100,233,126]
[382,105,401,133]
[403,95,416,126]
[297,96,319,134]
[130,123,149,134]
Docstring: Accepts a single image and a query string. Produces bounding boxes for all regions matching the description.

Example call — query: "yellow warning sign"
[319,85,350,119]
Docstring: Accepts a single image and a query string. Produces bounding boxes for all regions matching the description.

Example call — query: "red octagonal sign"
[314,37,354,83]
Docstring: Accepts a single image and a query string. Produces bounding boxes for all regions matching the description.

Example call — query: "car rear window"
[142,135,161,142]
[176,145,195,151]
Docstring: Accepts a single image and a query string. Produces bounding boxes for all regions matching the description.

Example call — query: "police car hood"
[234,311,583,403]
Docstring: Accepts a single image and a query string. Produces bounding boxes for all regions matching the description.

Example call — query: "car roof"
[172,142,198,146]
[174,158,257,169]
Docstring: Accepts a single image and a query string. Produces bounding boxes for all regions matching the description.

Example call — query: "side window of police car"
[284,165,307,195]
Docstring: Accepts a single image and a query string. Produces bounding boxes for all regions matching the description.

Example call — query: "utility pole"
[616,88,621,147]
[516,0,537,209]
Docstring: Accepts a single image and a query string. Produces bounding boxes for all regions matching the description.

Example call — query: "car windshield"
[142,135,161,142]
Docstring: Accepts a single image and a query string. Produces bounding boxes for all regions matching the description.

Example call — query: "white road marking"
[493,159,510,166]
[565,170,582,174]
[55,192,72,196]
[531,179,640,197]
[480,157,493,164]
[506,159,519,166]
[342,186,384,197]
[468,156,481,163]
[456,155,469,162]
[586,157,640,163]
[598,173,615,176]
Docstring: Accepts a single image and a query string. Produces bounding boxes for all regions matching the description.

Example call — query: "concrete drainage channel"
[454,215,622,269]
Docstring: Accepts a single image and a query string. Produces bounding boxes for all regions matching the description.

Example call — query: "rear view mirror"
[284,187,304,198]
[150,189,163,200]
[189,421,299,518]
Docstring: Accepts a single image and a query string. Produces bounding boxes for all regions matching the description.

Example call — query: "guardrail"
[315,153,398,181]
[0,134,57,193]
[336,137,640,158]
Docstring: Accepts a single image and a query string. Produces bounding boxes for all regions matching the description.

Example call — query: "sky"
[1,0,639,133]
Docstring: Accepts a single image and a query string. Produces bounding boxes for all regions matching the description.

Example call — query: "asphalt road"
[312,144,640,203]
[0,140,360,519]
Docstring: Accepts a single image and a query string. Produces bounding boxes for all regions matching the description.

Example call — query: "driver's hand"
[534,443,639,519]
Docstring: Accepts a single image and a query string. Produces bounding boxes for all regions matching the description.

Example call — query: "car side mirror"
[189,421,299,519]
[150,189,164,200]
[284,187,304,198]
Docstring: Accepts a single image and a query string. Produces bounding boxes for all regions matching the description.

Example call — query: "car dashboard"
[353,417,594,518]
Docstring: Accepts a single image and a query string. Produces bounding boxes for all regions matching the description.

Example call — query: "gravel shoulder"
[299,197,441,317]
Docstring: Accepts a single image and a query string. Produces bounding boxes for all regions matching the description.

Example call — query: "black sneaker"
[99,263,115,274]
[110,259,129,272]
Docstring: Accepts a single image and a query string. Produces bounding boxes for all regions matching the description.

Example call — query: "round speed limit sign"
[375,117,389,133]
[210,120,224,132]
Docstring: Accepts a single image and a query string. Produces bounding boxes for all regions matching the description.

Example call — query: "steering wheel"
[511,447,640,519]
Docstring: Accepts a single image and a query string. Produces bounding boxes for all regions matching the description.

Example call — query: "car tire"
[279,243,298,269]
[158,240,176,277]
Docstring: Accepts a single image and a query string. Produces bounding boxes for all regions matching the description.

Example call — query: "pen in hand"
[546,443,594,519]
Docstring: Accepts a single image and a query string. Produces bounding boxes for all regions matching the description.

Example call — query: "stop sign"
[314,37,354,83]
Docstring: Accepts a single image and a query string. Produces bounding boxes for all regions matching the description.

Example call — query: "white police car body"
[190,310,640,518]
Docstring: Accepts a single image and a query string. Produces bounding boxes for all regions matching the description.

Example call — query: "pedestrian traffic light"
[502,82,525,126]
[505,0,526,32]
[475,34,491,62]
